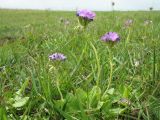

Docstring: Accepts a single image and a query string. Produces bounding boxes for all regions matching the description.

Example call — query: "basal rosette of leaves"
[53,85,138,119]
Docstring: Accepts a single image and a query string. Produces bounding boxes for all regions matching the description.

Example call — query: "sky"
[0,0,160,11]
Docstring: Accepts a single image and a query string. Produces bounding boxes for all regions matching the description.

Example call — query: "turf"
[0,9,160,119]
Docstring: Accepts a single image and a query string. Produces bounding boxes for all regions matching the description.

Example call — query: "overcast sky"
[0,0,160,11]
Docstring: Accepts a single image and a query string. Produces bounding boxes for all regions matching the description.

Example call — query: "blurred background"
[0,0,160,11]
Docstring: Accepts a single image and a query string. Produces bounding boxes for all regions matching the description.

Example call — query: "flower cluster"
[101,32,120,46]
[101,32,120,42]
[49,53,67,61]
[50,9,122,61]
[77,9,96,21]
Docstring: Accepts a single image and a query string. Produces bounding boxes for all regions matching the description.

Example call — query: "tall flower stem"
[56,79,64,100]
[107,47,113,90]
[51,63,64,100]
[90,42,101,86]
[125,28,131,46]
[56,64,64,100]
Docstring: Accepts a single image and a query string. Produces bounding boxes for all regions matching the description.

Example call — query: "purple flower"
[76,9,96,28]
[76,9,96,20]
[101,32,120,42]
[49,53,67,61]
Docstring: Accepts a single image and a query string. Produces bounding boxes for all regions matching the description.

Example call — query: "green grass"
[0,9,160,119]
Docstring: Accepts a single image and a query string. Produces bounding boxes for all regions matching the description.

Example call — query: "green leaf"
[110,108,126,115]
[76,94,89,120]
[19,79,30,94]
[54,99,66,109]
[76,88,87,102]
[12,97,29,108]
[107,88,115,95]
[119,85,131,98]
[65,93,79,112]
[0,107,7,120]
[102,88,114,101]
[96,101,104,110]
[123,86,129,98]
[89,86,101,108]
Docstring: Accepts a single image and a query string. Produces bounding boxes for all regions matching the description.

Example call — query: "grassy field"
[0,9,160,119]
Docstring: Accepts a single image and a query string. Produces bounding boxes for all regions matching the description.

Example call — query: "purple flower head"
[101,32,120,42]
[49,53,67,61]
[76,9,96,21]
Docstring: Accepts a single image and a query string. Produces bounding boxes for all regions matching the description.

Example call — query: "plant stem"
[107,48,113,90]
[56,80,64,100]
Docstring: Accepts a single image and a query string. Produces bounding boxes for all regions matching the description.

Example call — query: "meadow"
[0,9,160,120]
